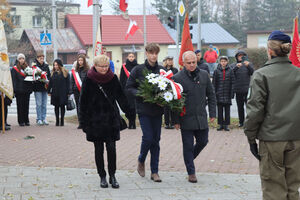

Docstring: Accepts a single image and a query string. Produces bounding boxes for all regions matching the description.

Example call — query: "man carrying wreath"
[173,51,216,183]
[126,43,164,182]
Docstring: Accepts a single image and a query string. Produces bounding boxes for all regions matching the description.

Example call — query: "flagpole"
[143,0,147,59]
[1,93,4,133]
[93,0,100,58]
[197,0,201,50]
[52,0,57,60]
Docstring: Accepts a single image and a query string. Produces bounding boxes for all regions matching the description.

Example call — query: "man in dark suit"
[173,51,216,183]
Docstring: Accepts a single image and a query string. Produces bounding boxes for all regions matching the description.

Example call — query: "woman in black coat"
[70,54,89,129]
[47,59,70,126]
[119,52,137,129]
[79,54,133,189]
[212,56,235,131]
[11,53,33,126]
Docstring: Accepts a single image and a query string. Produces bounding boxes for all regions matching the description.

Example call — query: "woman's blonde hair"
[93,54,110,66]
[267,40,292,57]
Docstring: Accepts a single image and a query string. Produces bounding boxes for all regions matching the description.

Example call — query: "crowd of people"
[1,31,300,199]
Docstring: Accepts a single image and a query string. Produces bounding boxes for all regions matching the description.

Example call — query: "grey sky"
[73,0,156,15]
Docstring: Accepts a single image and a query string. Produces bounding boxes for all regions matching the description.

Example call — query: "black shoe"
[165,125,170,129]
[60,120,64,126]
[238,123,244,128]
[0,126,10,131]
[25,122,30,126]
[5,123,11,127]
[109,176,119,189]
[170,125,175,129]
[56,121,59,126]
[77,125,82,129]
[217,125,223,131]
[224,125,230,131]
[100,177,108,188]
[19,123,25,127]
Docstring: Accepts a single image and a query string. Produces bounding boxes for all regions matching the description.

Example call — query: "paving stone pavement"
[0,166,262,200]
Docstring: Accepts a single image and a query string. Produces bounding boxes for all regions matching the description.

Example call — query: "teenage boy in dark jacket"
[32,53,51,126]
[230,50,254,127]
[213,56,235,131]
[195,49,210,74]
[126,43,164,182]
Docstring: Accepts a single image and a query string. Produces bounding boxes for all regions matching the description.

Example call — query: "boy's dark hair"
[145,43,160,54]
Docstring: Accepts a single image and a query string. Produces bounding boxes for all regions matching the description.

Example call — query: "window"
[12,15,21,26]
[32,16,42,27]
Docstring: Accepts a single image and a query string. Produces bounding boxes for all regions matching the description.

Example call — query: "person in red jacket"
[204,44,218,76]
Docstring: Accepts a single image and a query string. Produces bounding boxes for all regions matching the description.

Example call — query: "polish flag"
[87,0,93,7]
[125,19,139,40]
[119,0,128,12]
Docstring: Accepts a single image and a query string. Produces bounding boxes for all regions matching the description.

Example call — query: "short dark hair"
[145,43,160,54]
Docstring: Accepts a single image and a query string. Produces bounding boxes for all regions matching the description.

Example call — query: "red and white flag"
[289,16,300,68]
[87,0,93,7]
[125,19,139,40]
[119,0,128,12]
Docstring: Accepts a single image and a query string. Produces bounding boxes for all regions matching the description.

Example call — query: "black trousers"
[0,98,8,126]
[236,93,247,124]
[54,106,65,123]
[74,91,80,122]
[217,103,230,125]
[94,141,116,178]
[15,93,30,124]
[164,106,175,126]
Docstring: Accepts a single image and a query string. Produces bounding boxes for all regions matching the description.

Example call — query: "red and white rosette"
[159,69,183,100]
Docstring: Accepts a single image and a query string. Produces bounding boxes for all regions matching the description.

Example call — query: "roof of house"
[20,28,82,53]
[7,0,80,6]
[66,14,175,46]
[164,23,239,45]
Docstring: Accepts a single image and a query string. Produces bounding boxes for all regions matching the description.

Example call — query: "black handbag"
[98,85,128,131]
[66,95,76,111]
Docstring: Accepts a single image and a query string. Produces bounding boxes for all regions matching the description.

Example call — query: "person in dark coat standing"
[0,92,12,131]
[163,56,178,129]
[126,43,164,182]
[119,52,138,129]
[79,55,133,189]
[11,53,33,126]
[47,59,70,126]
[70,54,89,129]
[230,50,254,127]
[195,49,210,74]
[212,56,235,131]
[32,53,51,126]
[173,51,216,183]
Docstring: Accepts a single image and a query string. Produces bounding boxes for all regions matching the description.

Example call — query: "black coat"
[212,64,235,105]
[126,60,164,116]
[197,59,210,74]
[173,68,216,130]
[32,60,50,92]
[79,75,132,142]
[120,59,138,110]
[230,51,254,94]
[11,66,33,94]
[48,71,70,106]
[70,67,88,95]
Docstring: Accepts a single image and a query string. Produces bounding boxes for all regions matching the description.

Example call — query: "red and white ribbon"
[122,63,130,78]
[72,69,82,92]
[13,66,25,77]
[159,69,183,100]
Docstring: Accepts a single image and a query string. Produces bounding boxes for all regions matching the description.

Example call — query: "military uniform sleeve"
[244,71,268,144]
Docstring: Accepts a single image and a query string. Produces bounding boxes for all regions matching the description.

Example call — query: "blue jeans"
[138,114,162,174]
[34,91,48,121]
[207,63,216,76]
[181,128,209,175]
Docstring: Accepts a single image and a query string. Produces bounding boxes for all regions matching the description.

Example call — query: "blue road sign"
[40,33,52,45]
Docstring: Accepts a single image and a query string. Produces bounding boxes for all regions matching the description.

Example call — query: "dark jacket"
[11,66,33,94]
[197,58,210,74]
[32,60,50,92]
[79,75,132,142]
[126,59,164,116]
[244,57,300,143]
[230,50,254,94]
[70,67,88,94]
[212,64,235,105]
[173,68,216,130]
[48,71,70,106]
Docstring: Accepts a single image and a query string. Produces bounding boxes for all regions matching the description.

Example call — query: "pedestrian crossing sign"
[40,33,52,45]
